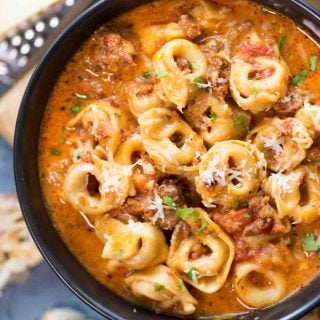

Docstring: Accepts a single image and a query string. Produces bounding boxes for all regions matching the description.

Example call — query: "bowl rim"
[13,0,320,319]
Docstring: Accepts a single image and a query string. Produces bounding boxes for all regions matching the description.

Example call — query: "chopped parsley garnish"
[261,6,276,14]
[162,195,176,209]
[291,69,309,86]
[208,110,217,121]
[75,93,87,99]
[176,208,199,221]
[177,279,186,292]
[187,267,199,282]
[243,212,251,219]
[303,233,320,252]
[210,315,234,320]
[71,104,81,114]
[163,196,200,223]
[310,55,319,72]
[113,249,124,257]
[154,282,165,291]
[232,199,239,209]
[232,199,249,210]
[157,69,169,79]
[192,63,200,70]
[241,201,249,208]
[51,148,61,156]
[143,70,152,79]
[114,112,121,118]
[279,36,288,51]
[193,76,207,88]
[233,111,250,132]
[251,87,259,98]
[197,219,208,235]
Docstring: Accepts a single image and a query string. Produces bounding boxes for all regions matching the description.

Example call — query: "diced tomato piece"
[213,208,253,236]
[238,43,272,57]
[81,151,94,164]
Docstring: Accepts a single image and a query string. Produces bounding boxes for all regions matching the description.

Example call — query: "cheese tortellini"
[66,100,122,155]
[95,217,168,269]
[139,108,206,173]
[249,117,312,172]
[295,101,320,138]
[138,23,185,56]
[263,165,320,223]
[153,39,207,111]
[234,262,287,308]
[125,265,198,315]
[115,134,155,192]
[190,0,230,29]
[128,83,172,119]
[196,140,266,206]
[185,93,251,147]
[167,208,235,293]
[63,156,134,215]
[230,57,290,112]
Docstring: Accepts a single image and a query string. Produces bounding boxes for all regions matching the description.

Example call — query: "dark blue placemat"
[0,137,15,193]
[0,263,105,320]
[0,136,105,320]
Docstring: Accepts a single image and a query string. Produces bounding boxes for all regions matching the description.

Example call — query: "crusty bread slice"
[303,308,320,320]
[40,308,90,320]
[0,193,42,295]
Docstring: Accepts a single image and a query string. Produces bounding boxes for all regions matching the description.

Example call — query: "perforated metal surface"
[0,0,92,96]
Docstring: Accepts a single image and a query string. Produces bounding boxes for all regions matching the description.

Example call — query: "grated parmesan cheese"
[240,159,247,169]
[304,99,312,109]
[193,80,214,90]
[148,191,165,224]
[228,168,243,184]
[90,105,106,140]
[245,141,255,156]
[270,172,301,195]
[280,93,293,104]
[100,165,132,200]
[291,119,312,147]
[195,151,202,160]
[127,219,142,234]
[244,167,253,179]
[136,159,155,175]
[184,135,193,146]
[216,78,226,84]
[202,200,217,208]
[262,136,283,157]
[303,99,320,132]
[79,211,95,229]
[177,104,185,113]
[85,68,100,78]
[261,137,283,157]
[256,156,267,169]
[201,155,227,186]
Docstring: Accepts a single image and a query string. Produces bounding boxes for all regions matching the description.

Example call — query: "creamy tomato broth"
[39,0,320,317]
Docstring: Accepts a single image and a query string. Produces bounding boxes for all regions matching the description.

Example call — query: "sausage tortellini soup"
[39,0,320,318]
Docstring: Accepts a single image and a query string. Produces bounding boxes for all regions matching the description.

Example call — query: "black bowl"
[14,0,320,319]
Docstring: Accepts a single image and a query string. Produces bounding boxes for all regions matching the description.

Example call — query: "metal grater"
[0,0,95,97]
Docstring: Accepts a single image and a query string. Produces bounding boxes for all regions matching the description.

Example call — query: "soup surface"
[39,0,320,318]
